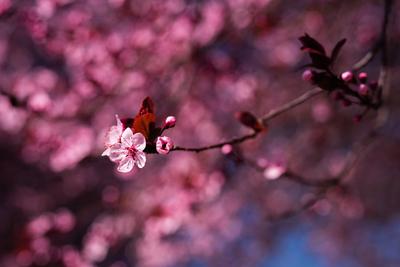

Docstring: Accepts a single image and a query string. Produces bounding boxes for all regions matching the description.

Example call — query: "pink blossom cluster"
[102,115,175,172]
[0,1,396,267]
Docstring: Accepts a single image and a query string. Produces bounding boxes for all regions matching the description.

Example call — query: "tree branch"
[172,87,323,153]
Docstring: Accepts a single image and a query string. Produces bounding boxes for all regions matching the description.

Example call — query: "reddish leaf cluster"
[299,34,382,115]
[121,97,175,154]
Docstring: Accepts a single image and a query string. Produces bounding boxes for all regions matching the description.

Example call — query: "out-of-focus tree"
[0,0,399,266]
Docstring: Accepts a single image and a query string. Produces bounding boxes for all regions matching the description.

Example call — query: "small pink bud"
[340,71,353,82]
[263,164,285,180]
[358,72,368,83]
[358,84,369,96]
[302,69,313,82]
[156,136,174,155]
[221,144,233,155]
[164,116,176,128]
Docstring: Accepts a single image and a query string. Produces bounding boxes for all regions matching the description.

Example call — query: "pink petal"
[115,114,123,130]
[117,156,134,173]
[106,125,122,145]
[109,144,128,162]
[134,151,146,168]
[131,133,146,151]
[121,128,134,148]
[156,136,173,155]
[101,147,111,156]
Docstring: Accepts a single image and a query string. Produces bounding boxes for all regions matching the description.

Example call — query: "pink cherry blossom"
[109,128,146,172]
[156,136,174,155]
[102,115,123,157]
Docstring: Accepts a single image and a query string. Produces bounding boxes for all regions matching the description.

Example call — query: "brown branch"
[265,189,326,221]
[172,131,258,153]
[172,87,323,153]
[172,0,392,156]
[261,87,323,124]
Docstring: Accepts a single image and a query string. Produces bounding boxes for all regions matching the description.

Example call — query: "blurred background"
[0,0,399,266]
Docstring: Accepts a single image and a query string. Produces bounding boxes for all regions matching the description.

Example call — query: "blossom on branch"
[102,115,123,157]
[109,128,147,172]
[156,136,174,155]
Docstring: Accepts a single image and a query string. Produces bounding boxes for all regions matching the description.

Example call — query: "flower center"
[128,146,138,156]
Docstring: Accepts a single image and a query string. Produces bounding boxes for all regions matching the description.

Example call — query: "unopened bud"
[302,69,313,82]
[358,72,368,83]
[164,116,176,128]
[235,111,264,132]
[340,71,353,82]
[221,144,233,155]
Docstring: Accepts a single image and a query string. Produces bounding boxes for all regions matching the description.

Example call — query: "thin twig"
[173,132,258,153]
[261,87,323,124]
[172,88,323,152]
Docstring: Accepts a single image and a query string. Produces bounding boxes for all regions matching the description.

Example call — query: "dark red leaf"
[133,97,156,140]
[309,52,331,70]
[330,38,346,64]
[299,34,326,55]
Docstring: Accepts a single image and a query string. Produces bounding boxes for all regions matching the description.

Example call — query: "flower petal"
[101,147,111,156]
[117,156,134,173]
[131,133,146,151]
[106,126,121,145]
[115,114,123,130]
[109,143,128,162]
[121,128,134,148]
[134,151,146,168]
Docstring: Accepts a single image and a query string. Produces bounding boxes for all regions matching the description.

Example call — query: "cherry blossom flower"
[156,136,174,155]
[102,115,123,157]
[109,128,146,172]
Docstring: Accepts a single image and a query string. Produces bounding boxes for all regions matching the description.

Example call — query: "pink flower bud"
[340,71,353,82]
[358,72,368,83]
[358,84,368,96]
[263,164,285,180]
[221,144,232,155]
[156,136,174,155]
[164,116,176,128]
[302,69,313,82]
